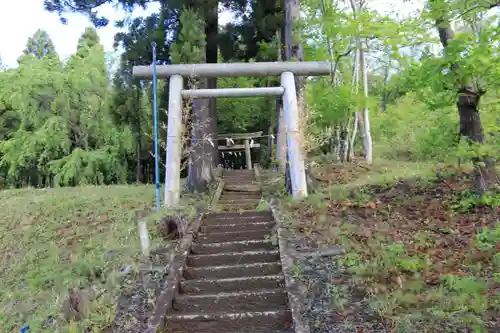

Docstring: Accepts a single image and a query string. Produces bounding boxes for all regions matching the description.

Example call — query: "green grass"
[0,182,206,333]
[264,158,499,332]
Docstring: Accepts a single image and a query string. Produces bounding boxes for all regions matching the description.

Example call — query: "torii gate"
[218,131,262,170]
[133,61,331,207]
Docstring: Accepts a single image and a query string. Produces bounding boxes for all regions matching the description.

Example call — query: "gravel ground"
[295,251,387,333]
[107,268,168,333]
[106,247,174,333]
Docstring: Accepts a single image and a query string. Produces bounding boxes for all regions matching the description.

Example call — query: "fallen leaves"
[288,172,499,331]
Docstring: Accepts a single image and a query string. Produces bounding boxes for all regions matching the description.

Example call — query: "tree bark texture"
[206,2,219,168]
[187,13,212,192]
[432,0,498,192]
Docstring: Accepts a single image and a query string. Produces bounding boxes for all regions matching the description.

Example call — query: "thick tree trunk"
[457,88,497,192]
[187,89,212,192]
[206,3,218,168]
[431,0,498,192]
[284,0,304,91]
[187,14,212,193]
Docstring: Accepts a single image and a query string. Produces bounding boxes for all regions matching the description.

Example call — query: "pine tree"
[23,29,57,59]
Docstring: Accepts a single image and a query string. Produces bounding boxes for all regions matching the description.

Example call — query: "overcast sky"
[0,0,424,68]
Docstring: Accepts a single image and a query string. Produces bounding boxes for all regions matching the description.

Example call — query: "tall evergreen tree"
[23,29,57,59]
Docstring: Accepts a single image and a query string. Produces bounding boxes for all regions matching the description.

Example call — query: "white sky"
[0,0,423,68]
[0,0,162,68]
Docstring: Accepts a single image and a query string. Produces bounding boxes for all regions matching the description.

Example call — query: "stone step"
[172,288,288,313]
[192,239,276,254]
[198,230,272,243]
[223,171,254,174]
[165,310,292,333]
[184,262,282,279]
[180,274,286,294]
[200,221,275,233]
[217,203,259,211]
[224,184,261,192]
[218,197,262,203]
[203,211,273,224]
[223,173,254,177]
[216,203,261,209]
[223,180,257,185]
[187,250,280,267]
[223,175,256,179]
[219,195,262,201]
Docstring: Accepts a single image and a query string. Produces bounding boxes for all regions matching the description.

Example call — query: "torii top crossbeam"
[133,61,332,78]
[217,131,263,140]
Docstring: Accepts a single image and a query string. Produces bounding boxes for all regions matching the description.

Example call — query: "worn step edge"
[197,229,272,243]
[180,274,285,293]
[165,310,292,332]
[187,250,280,266]
[204,211,272,219]
[172,288,288,312]
[218,199,262,203]
[268,198,311,333]
[216,203,259,209]
[218,198,262,203]
[202,217,275,226]
[144,213,205,333]
[219,197,262,201]
[220,192,262,196]
[185,262,282,279]
[192,239,276,254]
[200,221,275,233]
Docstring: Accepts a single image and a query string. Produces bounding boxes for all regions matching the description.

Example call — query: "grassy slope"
[0,182,202,333]
[266,159,499,332]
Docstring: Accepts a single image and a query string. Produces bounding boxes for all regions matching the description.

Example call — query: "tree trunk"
[358,38,373,164]
[431,0,498,193]
[187,89,212,192]
[334,125,341,161]
[350,0,373,164]
[349,112,359,161]
[206,2,218,168]
[284,0,304,91]
[349,49,360,162]
[341,119,350,162]
[380,50,390,112]
[457,88,497,192]
[187,14,212,193]
[276,30,287,170]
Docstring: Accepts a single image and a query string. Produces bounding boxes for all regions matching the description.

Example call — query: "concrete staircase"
[165,170,293,332]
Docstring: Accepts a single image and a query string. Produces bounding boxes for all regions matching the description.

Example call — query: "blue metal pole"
[152,41,160,211]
